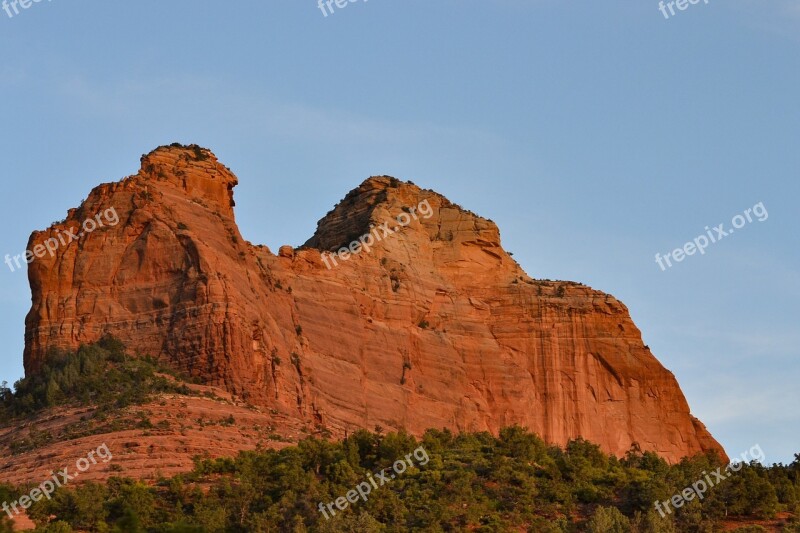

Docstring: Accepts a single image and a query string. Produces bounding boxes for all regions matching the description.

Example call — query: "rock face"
[23,144,725,463]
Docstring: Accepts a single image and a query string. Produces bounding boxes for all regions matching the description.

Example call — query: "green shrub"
[1,336,195,420]
[586,506,630,533]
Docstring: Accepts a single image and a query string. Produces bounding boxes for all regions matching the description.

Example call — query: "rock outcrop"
[0,380,305,488]
[22,144,725,463]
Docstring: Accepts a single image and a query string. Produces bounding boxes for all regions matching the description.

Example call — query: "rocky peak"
[305,176,507,271]
[136,144,238,219]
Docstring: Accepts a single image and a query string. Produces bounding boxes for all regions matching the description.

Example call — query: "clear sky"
[0,1,797,463]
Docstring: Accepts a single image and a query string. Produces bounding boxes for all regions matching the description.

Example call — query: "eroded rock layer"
[23,145,725,462]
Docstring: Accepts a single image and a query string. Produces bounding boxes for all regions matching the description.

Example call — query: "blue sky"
[0,0,797,463]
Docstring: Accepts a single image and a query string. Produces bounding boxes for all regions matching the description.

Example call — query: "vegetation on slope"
[0,336,194,420]
[8,427,800,532]
[0,337,204,454]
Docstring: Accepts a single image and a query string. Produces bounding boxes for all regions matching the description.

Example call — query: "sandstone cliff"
[22,144,725,463]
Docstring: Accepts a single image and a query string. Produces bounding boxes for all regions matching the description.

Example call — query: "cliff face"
[23,145,725,462]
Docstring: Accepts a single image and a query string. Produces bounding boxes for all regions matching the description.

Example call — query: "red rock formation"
[22,144,725,463]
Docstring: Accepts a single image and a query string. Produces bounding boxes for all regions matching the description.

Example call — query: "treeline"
[7,428,800,532]
[0,336,193,419]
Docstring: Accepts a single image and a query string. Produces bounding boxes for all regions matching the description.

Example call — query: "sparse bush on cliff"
[190,144,209,161]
